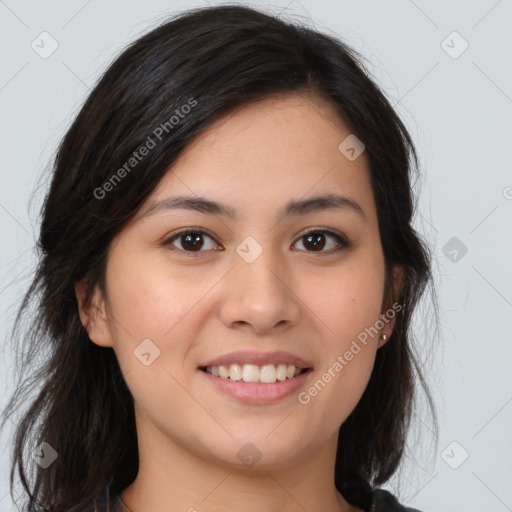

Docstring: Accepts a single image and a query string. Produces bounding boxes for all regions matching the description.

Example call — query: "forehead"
[137,93,377,226]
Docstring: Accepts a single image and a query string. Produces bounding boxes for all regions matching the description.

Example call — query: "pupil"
[183,233,203,251]
[305,232,325,251]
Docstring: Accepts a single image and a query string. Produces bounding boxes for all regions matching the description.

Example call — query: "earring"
[381,333,387,341]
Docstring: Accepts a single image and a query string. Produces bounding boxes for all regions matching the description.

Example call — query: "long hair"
[1,5,438,511]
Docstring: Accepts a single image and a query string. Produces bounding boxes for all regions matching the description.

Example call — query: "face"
[77,93,399,472]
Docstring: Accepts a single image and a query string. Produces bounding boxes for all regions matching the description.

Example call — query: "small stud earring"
[381,333,387,341]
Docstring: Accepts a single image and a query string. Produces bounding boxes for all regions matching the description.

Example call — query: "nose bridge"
[219,234,299,332]
[235,233,288,296]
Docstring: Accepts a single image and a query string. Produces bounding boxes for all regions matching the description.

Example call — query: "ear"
[378,264,405,348]
[74,278,114,347]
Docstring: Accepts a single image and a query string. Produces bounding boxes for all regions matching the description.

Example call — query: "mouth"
[198,363,313,404]
[198,364,312,384]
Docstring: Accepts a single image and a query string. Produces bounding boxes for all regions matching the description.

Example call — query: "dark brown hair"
[1,5,438,511]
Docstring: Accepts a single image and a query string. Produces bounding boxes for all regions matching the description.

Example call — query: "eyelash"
[162,227,350,256]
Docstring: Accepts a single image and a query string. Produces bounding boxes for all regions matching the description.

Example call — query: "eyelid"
[296,226,349,245]
[164,226,218,241]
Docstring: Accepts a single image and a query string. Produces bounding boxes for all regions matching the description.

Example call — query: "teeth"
[276,363,287,381]
[259,364,276,383]
[243,364,260,383]
[229,364,243,381]
[205,363,304,384]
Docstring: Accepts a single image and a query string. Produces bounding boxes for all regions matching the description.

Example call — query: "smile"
[199,365,313,404]
[200,363,308,384]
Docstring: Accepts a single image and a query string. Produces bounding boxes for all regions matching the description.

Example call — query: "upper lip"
[199,350,313,369]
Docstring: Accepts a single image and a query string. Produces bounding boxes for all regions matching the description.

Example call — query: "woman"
[1,5,438,512]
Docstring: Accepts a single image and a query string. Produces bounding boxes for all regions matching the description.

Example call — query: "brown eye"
[293,229,350,253]
[163,228,349,255]
[164,230,219,253]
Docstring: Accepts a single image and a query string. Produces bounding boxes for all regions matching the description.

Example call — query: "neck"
[119,411,359,512]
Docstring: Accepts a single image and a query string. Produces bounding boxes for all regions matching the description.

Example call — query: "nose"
[218,244,301,334]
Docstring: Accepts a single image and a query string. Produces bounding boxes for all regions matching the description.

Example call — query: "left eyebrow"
[138,193,367,222]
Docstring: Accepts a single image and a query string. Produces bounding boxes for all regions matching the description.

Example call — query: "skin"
[76,93,403,512]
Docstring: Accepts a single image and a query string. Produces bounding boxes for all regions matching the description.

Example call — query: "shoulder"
[372,488,424,512]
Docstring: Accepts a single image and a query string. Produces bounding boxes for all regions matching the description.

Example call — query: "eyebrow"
[138,193,367,222]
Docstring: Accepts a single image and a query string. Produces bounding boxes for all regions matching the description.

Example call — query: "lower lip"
[199,368,313,404]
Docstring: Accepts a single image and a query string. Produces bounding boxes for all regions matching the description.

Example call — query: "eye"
[163,228,350,255]
[292,228,350,253]
[163,229,220,254]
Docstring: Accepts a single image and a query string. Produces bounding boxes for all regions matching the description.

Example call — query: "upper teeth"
[205,363,303,383]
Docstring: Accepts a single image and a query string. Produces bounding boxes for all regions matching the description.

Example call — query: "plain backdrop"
[1,1,511,511]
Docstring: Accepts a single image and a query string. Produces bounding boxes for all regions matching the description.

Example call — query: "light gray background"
[1,1,511,511]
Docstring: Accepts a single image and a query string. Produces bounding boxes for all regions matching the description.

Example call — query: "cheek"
[104,249,219,382]
[297,253,384,412]
[104,253,204,411]
[105,251,199,338]
[304,254,385,342]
